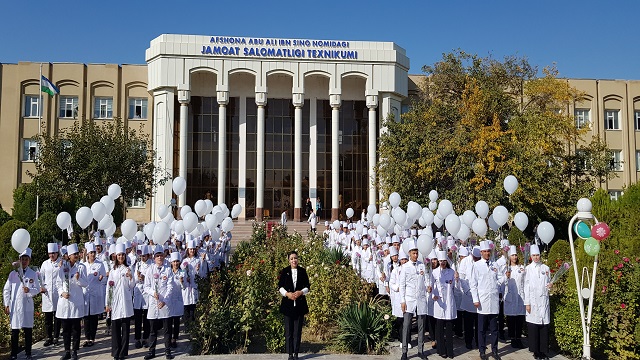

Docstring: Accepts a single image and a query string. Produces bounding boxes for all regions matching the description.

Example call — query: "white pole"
[36,63,43,220]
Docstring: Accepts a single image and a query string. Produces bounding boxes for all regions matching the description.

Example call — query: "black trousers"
[284,314,304,356]
[84,314,99,340]
[527,322,549,356]
[61,318,82,352]
[11,328,33,357]
[426,314,436,341]
[463,311,478,348]
[44,311,61,340]
[477,313,498,355]
[148,318,171,353]
[184,304,196,323]
[170,316,180,341]
[436,318,454,358]
[454,311,464,337]
[507,315,525,340]
[498,299,505,337]
[134,309,150,340]
[112,317,131,359]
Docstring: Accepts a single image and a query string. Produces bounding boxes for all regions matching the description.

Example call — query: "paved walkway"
[24,319,567,360]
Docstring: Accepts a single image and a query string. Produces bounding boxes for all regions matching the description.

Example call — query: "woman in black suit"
[278,251,310,360]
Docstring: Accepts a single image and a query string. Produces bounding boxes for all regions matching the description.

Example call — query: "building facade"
[0,34,638,222]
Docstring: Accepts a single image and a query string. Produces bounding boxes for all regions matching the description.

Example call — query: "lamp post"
[567,198,599,360]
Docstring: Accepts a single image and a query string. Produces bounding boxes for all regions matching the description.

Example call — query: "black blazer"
[278,266,310,316]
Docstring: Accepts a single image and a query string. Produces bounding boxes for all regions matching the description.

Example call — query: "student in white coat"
[3,248,40,360]
[399,240,429,360]
[470,241,504,360]
[432,251,458,359]
[144,245,174,360]
[56,243,87,360]
[184,241,206,279]
[360,239,374,283]
[425,250,439,350]
[307,209,317,233]
[133,245,152,349]
[181,249,198,325]
[459,246,480,350]
[503,245,526,349]
[81,243,105,347]
[168,252,185,348]
[524,245,551,360]
[387,247,404,342]
[41,243,62,346]
[106,243,135,360]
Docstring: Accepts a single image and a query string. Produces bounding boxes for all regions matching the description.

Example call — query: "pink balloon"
[591,222,610,241]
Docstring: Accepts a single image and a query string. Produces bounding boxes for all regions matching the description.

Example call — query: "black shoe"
[71,351,78,360]
[491,352,502,360]
[143,353,155,360]
[142,340,149,348]
[171,341,177,349]
[25,356,32,360]
[164,351,174,360]
[539,355,549,360]
[60,352,70,360]
[400,353,408,360]
[10,356,17,360]
[479,354,487,360]
[288,356,293,360]
[53,338,60,346]
[82,341,91,347]
[135,341,142,349]
[293,354,299,360]
[44,339,54,347]
[417,352,427,359]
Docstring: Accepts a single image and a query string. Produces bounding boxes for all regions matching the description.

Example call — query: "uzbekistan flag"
[41,75,59,96]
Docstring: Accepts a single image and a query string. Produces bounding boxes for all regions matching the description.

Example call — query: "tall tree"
[378,51,613,229]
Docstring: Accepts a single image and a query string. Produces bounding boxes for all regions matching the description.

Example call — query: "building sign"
[201,36,358,60]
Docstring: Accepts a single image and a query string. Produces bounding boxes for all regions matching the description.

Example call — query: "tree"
[28,118,170,216]
[377,51,613,232]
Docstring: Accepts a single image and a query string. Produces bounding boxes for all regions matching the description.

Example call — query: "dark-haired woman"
[278,251,310,360]
[106,244,135,360]
[504,245,526,349]
[432,251,458,359]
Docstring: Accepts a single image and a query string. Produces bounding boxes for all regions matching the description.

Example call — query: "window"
[635,111,640,130]
[609,190,623,201]
[605,110,620,130]
[93,97,113,119]
[59,96,78,118]
[610,150,623,171]
[129,198,146,208]
[636,151,640,172]
[575,149,591,171]
[23,139,38,161]
[24,95,40,117]
[128,98,148,119]
[575,109,590,129]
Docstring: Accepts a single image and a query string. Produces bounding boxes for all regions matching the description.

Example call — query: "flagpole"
[36,63,42,220]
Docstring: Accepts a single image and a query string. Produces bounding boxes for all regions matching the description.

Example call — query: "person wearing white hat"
[81,243,106,347]
[388,248,407,343]
[399,240,429,360]
[106,243,135,360]
[133,244,152,349]
[495,239,510,341]
[453,247,469,338]
[350,237,363,273]
[3,248,40,360]
[56,243,87,360]
[470,241,505,360]
[167,252,185,349]
[524,244,551,360]
[426,248,439,350]
[431,251,458,359]
[181,246,198,327]
[458,243,480,350]
[184,240,206,279]
[41,242,62,346]
[360,239,374,283]
[504,245,526,349]
[144,245,174,360]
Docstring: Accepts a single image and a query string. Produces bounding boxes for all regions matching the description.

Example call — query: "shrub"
[28,212,59,267]
[334,298,392,354]
[0,207,12,227]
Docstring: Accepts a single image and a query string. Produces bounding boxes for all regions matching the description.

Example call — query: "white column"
[151,88,175,221]
[366,93,378,208]
[177,86,190,208]
[309,99,317,213]
[330,94,341,221]
[238,96,247,219]
[293,92,304,221]
[256,91,267,220]
[217,90,229,204]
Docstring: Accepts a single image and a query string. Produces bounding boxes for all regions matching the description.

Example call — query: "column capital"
[217,90,229,105]
[177,83,190,104]
[366,95,378,109]
[255,92,267,107]
[292,93,304,108]
[330,94,341,109]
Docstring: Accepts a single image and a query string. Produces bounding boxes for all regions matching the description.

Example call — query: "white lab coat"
[458,256,477,313]
[361,247,374,283]
[82,260,106,316]
[470,259,503,315]
[167,269,184,317]
[524,262,550,325]
[106,264,135,320]
[431,267,458,320]
[181,262,198,306]
[133,260,151,310]
[144,264,172,320]
[55,262,88,319]
[504,264,526,316]
[307,213,317,228]
[40,259,61,312]
[388,263,403,318]
[399,260,429,315]
[3,267,40,329]
[184,256,207,278]
[495,256,508,296]
[374,259,388,295]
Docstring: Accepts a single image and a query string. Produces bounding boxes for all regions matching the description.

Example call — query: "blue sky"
[1,0,637,79]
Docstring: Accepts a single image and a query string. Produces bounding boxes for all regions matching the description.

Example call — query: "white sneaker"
[407,343,412,349]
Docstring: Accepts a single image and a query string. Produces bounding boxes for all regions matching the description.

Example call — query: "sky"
[0,0,638,80]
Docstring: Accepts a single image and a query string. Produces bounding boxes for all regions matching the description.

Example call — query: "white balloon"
[504,175,519,195]
[223,208,230,218]
[492,205,509,227]
[204,214,216,230]
[172,177,187,196]
[346,208,355,219]
[367,204,377,218]
[11,228,30,253]
[174,220,185,236]
[180,206,192,219]
[355,223,364,235]
[537,221,555,244]
[428,201,437,211]
[221,217,234,232]
[514,212,529,232]
[488,214,500,231]
[183,212,198,232]
[429,190,438,202]
[445,214,461,236]
[157,204,169,219]
[407,201,422,220]
[231,204,242,218]
[143,222,156,240]
[100,195,115,214]
[152,222,170,244]
[121,219,137,241]
[91,202,107,222]
[475,201,490,219]
[379,214,392,230]
[204,199,214,215]
[105,223,116,237]
[438,200,453,217]
[108,183,122,200]
[219,203,228,212]
[388,218,396,232]
[135,231,145,242]
[389,192,401,208]
[472,218,488,238]
[56,212,72,230]
[422,210,434,225]
[214,211,225,226]
[372,214,381,227]
[417,234,433,256]
[392,208,406,225]
[162,212,174,224]
[457,224,471,241]
[377,225,387,238]
[76,207,93,229]
[418,217,427,227]
[194,200,207,217]
[212,205,222,214]
[462,210,476,228]
[433,216,443,229]
[394,224,403,235]
[401,238,414,255]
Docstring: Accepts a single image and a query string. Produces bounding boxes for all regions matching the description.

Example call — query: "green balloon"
[584,237,600,256]
[574,221,591,239]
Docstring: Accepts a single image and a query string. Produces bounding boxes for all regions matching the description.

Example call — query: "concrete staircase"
[228,220,314,250]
